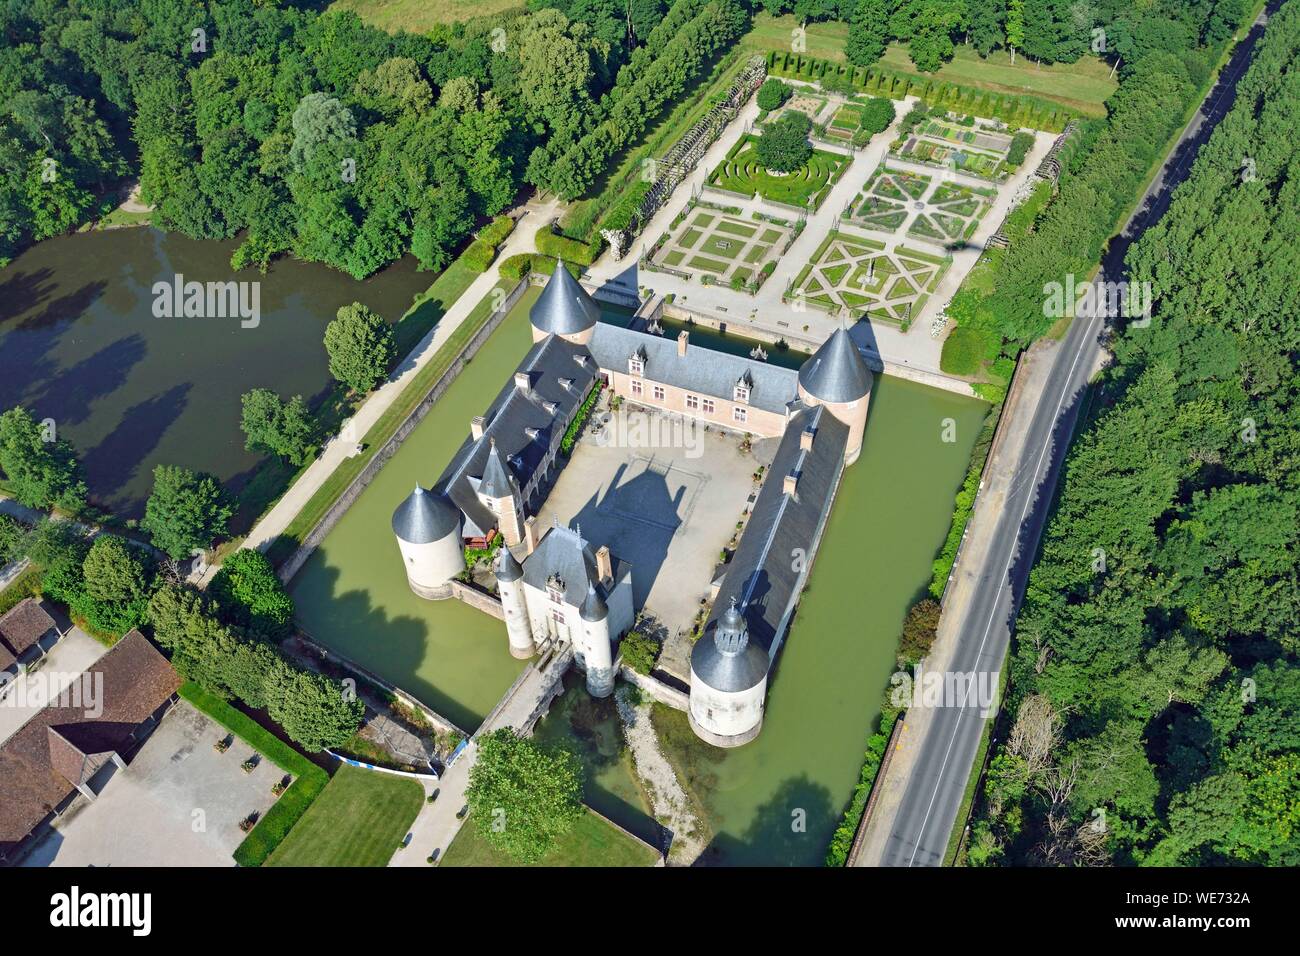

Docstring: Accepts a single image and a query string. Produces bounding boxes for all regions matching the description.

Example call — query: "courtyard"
[531,396,774,673]
[20,701,285,867]
[650,208,793,288]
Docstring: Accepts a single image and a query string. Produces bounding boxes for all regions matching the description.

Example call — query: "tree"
[858,96,896,136]
[324,303,396,394]
[756,78,793,112]
[754,111,812,174]
[288,92,357,174]
[898,598,941,665]
[466,727,584,863]
[25,518,89,609]
[210,549,295,640]
[1006,0,1025,63]
[620,631,659,675]
[80,534,152,634]
[240,389,316,466]
[0,514,28,563]
[141,465,234,560]
[970,0,1007,56]
[0,407,87,513]
[845,0,890,67]
[908,2,959,72]
[267,667,365,752]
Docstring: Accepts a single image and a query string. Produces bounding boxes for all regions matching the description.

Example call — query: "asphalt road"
[875,2,1277,868]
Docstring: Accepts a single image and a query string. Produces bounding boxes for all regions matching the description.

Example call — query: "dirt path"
[613,686,705,865]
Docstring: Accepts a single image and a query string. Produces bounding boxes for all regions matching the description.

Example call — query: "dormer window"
[559,377,574,391]
[734,383,750,404]
[541,400,558,414]
[629,356,644,376]
[546,572,565,603]
[524,427,540,440]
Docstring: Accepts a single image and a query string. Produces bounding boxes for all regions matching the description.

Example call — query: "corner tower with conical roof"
[479,438,526,547]
[797,327,874,464]
[392,485,464,599]
[495,546,535,659]
[688,599,769,747]
[529,259,601,345]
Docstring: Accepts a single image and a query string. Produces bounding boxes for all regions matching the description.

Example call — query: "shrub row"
[765,51,1071,133]
[534,225,600,266]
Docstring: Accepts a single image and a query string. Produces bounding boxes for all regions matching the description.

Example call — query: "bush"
[499,253,535,283]
[620,631,659,675]
[534,226,598,266]
[462,239,497,273]
[940,325,998,376]
[756,78,792,111]
[478,215,515,247]
[210,549,295,640]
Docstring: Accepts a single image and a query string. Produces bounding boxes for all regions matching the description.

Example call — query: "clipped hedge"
[940,325,998,376]
[478,215,515,247]
[500,254,582,283]
[179,682,330,867]
[765,50,1071,133]
[534,225,599,266]
[462,239,497,273]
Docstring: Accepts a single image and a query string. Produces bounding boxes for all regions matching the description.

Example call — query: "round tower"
[579,582,614,698]
[392,485,463,599]
[688,599,769,747]
[495,546,535,659]
[797,327,874,464]
[529,258,600,345]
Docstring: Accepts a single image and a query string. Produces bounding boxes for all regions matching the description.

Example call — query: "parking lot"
[21,701,285,867]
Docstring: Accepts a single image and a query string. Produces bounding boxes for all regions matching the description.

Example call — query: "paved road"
[869,2,1275,868]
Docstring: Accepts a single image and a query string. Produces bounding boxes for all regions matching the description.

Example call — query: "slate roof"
[588,323,800,415]
[496,545,524,583]
[392,485,462,544]
[479,439,518,500]
[434,335,597,536]
[0,598,56,656]
[521,524,626,609]
[580,582,608,622]
[530,259,602,336]
[0,630,181,856]
[691,405,849,692]
[797,327,873,404]
[690,598,769,693]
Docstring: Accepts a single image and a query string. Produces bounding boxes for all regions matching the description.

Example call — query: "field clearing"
[743,14,1116,116]
[329,0,523,31]
[441,810,660,867]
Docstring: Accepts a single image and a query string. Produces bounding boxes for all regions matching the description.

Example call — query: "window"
[702,398,715,415]
[630,379,642,396]
[734,384,750,404]
[653,385,665,401]
[733,406,748,424]
[629,356,644,375]
[685,394,699,410]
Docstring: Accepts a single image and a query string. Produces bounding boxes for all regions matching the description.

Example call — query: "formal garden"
[709,130,849,209]
[789,232,949,327]
[891,106,1034,182]
[649,207,793,289]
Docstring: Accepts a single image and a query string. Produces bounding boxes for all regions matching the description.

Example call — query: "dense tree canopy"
[141,464,234,560]
[755,110,813,173]
[0,407,88,513]
[971,3,1300,868]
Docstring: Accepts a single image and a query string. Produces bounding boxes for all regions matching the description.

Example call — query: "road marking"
[905,305,1102,866]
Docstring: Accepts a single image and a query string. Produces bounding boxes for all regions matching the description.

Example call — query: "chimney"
[524,515,538,554]
[783,472,798,495]
[514,370,530,391]
[800,426,815,451]
[677,330,689,357]
[595,544,612,583]
[470,415,486,440]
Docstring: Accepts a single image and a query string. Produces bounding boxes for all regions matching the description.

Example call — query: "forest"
[969,0,1300,867]
[0,0,736,276]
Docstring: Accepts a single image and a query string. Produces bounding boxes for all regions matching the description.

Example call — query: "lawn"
[440,809,660,867]
[741,14,1116,116]
[267,765,425,867]
[329,0,522,32]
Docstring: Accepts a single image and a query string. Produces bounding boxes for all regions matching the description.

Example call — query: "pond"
[0,227,431,521]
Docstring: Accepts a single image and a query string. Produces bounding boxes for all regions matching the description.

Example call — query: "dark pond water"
[0,227,431,519]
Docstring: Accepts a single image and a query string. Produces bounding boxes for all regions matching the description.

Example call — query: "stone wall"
[619,665,689,712]
[278,278,530,585]
[448,579,504,620]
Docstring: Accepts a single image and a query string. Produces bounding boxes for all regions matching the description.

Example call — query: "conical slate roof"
[530,259,601,336]
[392,485,461,544]
[579,582,608,622]
[496,545,523,583]
[798,328,873,404]
[479,439,517,500]
[691,599,768,693]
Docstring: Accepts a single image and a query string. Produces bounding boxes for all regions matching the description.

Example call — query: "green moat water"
[290,287,986,862]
